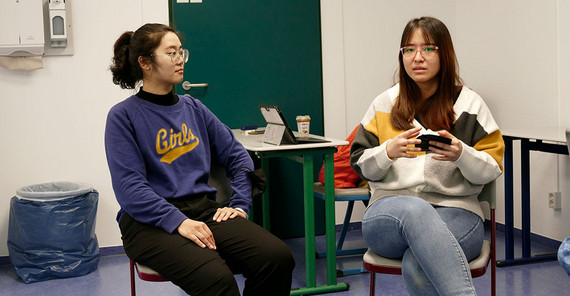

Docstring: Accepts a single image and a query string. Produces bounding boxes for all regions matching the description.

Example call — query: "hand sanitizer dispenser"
[0,0,45,56]
[49,0,67,48]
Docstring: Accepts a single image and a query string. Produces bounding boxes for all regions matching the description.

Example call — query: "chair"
[362,181,496,296]
[130,260,168,296]
[313,182,370,276]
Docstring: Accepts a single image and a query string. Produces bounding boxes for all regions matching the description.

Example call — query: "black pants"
[120,196,295,296]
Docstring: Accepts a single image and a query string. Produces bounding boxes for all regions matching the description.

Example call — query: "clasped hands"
[386,126,462,161]
[176,207,247,250]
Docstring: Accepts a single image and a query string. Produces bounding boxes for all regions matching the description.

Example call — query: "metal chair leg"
[130,260,136,296]
[369,271,376,296]
[337,200,355,250]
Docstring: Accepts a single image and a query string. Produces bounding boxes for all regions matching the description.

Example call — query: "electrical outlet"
[548,192,562,210]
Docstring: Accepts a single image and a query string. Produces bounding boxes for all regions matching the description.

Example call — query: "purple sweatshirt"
[105,94,253,233]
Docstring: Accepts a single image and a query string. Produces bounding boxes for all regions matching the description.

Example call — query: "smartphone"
[416,134,452,151]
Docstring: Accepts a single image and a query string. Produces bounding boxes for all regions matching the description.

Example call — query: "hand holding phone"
[415,130,452,151]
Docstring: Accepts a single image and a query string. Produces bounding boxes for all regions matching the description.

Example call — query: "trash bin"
[559,237,570,276]
[7,181,100,283]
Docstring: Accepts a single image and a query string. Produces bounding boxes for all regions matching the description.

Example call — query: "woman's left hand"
[213,207,247,222]
[429,130,463,161]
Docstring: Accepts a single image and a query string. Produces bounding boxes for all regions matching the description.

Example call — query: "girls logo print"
[155,123,199,164]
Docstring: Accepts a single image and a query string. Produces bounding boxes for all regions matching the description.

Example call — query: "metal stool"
[313,182,370,276]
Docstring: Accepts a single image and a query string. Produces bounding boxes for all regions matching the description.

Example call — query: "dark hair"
[391,16,462,131]
[110,23,180,89]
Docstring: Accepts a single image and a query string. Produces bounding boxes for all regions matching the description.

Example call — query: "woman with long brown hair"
[351,17,504,295]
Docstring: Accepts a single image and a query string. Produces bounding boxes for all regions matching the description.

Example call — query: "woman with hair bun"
[106,23,294,296]
[351,17,504,295]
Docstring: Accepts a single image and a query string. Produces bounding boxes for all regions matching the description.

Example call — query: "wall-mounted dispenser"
[49,0,67,48]
[0,0,45,56]
[43,0,73,56]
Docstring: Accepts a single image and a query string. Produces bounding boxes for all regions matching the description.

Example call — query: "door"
[171,0,325,238]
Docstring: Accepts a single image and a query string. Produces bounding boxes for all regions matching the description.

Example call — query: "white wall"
[557,0,570,242]
[455,0,568,243]
[322,0,570,242]
[0,0,168,257]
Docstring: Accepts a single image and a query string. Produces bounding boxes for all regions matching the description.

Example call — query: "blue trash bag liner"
[559,237,570,276]
[7,181,100,283]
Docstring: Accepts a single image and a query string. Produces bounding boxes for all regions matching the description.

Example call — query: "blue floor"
[1,226,568,296]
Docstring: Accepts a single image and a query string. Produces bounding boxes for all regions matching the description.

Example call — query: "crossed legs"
[362,196,484,295]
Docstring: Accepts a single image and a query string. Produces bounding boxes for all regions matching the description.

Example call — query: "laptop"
[259,104,329,145]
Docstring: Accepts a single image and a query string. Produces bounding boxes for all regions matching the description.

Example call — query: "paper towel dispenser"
[0,0,45,56]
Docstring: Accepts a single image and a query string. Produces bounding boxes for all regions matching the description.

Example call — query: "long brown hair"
[110,23,180,89]
[391,17,462,131]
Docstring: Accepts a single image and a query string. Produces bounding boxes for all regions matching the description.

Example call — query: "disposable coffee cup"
[296,115,311,137]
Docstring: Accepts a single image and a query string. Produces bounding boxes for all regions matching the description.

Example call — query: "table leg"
[289,151,348,295]
[497,137,559,267]
[261,157,270,230]
[302,154,316,288]
[323,152,337,285]
[504,137,515,261]
[520,138,531,258]
[520,140,562,263]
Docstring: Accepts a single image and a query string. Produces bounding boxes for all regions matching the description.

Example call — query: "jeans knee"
[402,251,437,295]
[364,196,436,222]
[362,196,440,254]
[403,270,436,295]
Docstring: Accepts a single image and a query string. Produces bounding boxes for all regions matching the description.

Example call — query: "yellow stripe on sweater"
[364,111,426,156]
[473,130,505,172]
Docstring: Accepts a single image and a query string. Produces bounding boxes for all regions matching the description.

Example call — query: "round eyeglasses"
[151,48,189,64]
[400,45,439,59]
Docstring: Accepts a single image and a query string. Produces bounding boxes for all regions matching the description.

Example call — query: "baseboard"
[493,222,562,250]
[335,221,362,232]
[0,245,126,267]
[99,245,125,256]
[340,221,562,250]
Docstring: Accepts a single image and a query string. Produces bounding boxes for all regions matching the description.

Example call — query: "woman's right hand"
[386,127,423,160]
[177,218,216,250]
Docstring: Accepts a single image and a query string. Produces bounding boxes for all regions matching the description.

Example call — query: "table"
[233,130,350,295]
[499,128,569,266]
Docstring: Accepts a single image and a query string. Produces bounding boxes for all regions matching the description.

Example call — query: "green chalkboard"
[171,0,325,238]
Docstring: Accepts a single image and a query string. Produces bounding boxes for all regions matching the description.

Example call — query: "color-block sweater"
[350,84,504,219]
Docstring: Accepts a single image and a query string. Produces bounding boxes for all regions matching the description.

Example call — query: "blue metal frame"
[498,136,568,267]
[313,190,369,276]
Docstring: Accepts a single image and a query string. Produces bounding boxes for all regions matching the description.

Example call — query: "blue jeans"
[362,195,484,296]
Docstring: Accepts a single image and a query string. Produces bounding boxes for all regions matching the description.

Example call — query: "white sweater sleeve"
[355,140,395,181]
[453,142,502,185]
